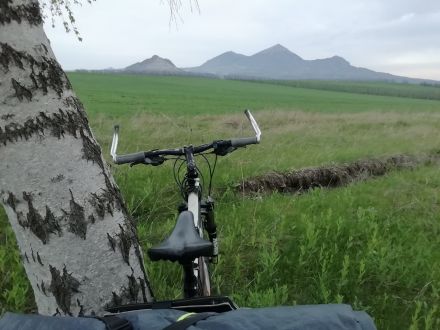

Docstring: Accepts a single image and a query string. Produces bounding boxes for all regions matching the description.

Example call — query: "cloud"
[44,0,440,79]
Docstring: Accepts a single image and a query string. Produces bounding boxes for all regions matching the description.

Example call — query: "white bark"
[0,0,153,316]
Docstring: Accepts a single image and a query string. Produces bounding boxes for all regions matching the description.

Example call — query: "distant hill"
[185,44,422,82]
[83,45,437,83]
[124,55,183,74]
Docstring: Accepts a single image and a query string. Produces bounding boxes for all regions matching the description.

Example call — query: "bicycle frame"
[110,109,261,301]
[181,146,212,297]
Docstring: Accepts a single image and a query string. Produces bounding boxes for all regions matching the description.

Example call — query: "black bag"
[0,302,376,330]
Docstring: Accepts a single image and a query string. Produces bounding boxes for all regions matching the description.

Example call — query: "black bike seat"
[148,211,213,263]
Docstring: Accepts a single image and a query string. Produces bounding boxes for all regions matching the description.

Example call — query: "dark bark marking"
[63,96,88,121]
[107,233,116,251]
[11,78,32,101]
[91,193,105,219]
[89,190,115,220]
[21,192,62,244]
[134,243,153,300]
[111,292,123,307]
[29,72,38,89]
[41,43,48,55]
[41,281,47,296]
[88,214,96,224]
[24,252,29,263]
[64,95,104,170]
[0,1,42,26]
[50,174,65,183]
[103,176,125,212]
[138,277,147,302]
[49,264,81,316]
[107,272,147,309]
[99,177,147,286]
[23,192,47,243]
[123,208,153,300]
[6,191,17,210]
[45,206,62,236]
[0,43,71,98]
[47,56,71,95]
[107,224,134,265]
[80,128,104,170]
[77,299,85,317]
[116,224,132,265]
[67,190,87,239]
[36,72,48,94]
[103,181,152,299]
[31,248,36,262]
[0,113,14,120]
[36,251,44,266]
[0,108,88,146]
[126,269,140,302]
[0,118,39,145]
[16,211,26,228]
[0,43,23,70]
[51,109,78,138]
[110,221,151,303]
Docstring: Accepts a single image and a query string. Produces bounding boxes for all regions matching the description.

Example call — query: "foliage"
[40,0,198,40]
[40,0,95,41]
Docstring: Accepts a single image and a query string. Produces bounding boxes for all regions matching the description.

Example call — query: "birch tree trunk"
[0,0,153,316]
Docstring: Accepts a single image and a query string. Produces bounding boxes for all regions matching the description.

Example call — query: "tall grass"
[100,109,440,329]
[0,210,35,315]
[128,165,440,330]
[1,74,440,329]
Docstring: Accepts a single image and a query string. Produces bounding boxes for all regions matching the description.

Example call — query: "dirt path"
[237,153,440,195]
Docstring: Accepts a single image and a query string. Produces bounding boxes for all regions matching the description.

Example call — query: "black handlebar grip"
[115,152,146,164]
[230,137,258,148]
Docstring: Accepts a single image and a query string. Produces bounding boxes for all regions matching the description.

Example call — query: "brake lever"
[213,140,236,156]
[130,155,166,167]
[110,125,119,162]
[245,109,261,143]
[148,156,166,166]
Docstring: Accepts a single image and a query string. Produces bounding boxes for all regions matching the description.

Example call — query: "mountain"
[86,45,434,83]
[190,51,248,76]
[185,44,414,82]
[124,55,183,74]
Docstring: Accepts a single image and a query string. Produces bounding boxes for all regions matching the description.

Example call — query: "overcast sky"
[44,0,440,80]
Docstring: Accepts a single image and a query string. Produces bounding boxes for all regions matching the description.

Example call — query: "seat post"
[182,262,198,298]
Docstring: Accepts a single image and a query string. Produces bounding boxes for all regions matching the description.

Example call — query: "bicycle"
[110,110,261,309]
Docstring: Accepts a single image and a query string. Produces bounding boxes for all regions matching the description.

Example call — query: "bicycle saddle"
[148,211,213,263]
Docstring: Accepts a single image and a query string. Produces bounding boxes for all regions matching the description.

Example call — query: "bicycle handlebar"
[113,152,147,165]
[231,136,259,148]
[110,110,261,165]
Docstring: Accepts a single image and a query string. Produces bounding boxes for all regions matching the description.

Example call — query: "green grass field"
[70,73,440,116]
[2,73,440,329]
[250,79,440,101]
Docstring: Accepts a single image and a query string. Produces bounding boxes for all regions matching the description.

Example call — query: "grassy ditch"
[239,153,440,194]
